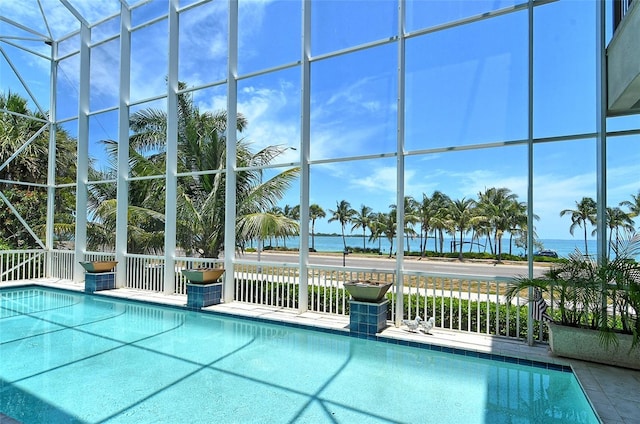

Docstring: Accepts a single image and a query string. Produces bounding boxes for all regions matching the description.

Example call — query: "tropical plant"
[505,230,640,350]
[560,197,597,256]
[447,197,480,261]
[328,200,356,250]
[350,204,373,251]
[309,203,325,251]
[0,91,77,249]
[430,191,451,254]
[606,206,635,258]
[620,190,640,219]
[379,210,397,258]
[93,83,298,256]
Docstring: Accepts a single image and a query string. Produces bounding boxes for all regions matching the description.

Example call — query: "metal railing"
[0,249,542,341]
[614,0,635,31]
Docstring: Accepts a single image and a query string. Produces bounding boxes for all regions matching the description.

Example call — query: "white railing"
[0,250,540,341]
[49,250,75,280]
[0,250,46,281]
[175,257,222,295]
[234,260,300,308]
[402,271,530,339]
[307,266,396,316]
[126,255,222,295]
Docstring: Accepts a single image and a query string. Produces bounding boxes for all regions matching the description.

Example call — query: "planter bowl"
[79,261,118,273]
[344,280,392,302]
[182,267,225,284]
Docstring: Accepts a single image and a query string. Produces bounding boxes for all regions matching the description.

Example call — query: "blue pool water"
[1,287,598,423]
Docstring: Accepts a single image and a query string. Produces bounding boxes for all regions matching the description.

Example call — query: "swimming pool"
[1,287,599,423]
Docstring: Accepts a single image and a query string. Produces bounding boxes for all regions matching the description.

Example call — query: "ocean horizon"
[256,235,602,258]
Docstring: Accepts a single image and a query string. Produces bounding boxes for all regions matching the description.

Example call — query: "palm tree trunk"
[583,225,589,256]
[311,220,316,250]
[363,228,366,251]
[458,230,464,261]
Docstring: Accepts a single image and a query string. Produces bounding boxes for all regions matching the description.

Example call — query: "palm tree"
[560,197,597,256]
[0,91,77,248]
[506,200,538,256]
[430,191,451,254]
[377,210,397,258]
[447,197,479,261]
[328,200,356,250]
[620,191,640,220]
[417,193,433,257]
[350,204,373,251]
[95,84,298,257]
[606,206,635,258]
[309,204,325,251]
[392,196,419,253]
[368,212,385,253]
[476,187,518,260]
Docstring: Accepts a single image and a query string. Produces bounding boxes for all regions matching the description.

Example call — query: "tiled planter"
[186,282,222,309]
[349,299,389,337]
[85,272,115,293]
[548,322,640,370]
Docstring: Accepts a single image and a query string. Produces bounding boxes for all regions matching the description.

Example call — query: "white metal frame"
[0,1,637,331]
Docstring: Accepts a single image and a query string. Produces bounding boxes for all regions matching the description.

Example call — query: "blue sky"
[1,0,639,243]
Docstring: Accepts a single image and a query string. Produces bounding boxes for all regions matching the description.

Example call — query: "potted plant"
[505,231,640,369]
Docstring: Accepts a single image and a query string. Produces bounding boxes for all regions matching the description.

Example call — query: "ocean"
[258,235,600,258]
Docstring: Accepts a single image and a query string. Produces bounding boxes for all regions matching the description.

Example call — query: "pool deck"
[4,278,640,424]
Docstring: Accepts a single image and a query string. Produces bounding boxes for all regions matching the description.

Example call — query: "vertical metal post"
[224,0,239,302]
[298,0,311,313]
[73,23,90,283]
[595,0,607,262]
[164,0,179,294]
[526,0,535,346]
[115,4,131,288]
[46,40,57,277]
[394,0,406,326]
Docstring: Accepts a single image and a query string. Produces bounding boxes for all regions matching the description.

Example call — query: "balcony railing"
[1,249,543,342]
[614,0,634,31]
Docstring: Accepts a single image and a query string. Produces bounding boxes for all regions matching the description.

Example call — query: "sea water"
[265,235,599,257]
[0,287,599,423]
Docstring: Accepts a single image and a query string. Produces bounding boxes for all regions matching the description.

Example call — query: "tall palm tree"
[560,197,597,256]
[328,200,356,250]
[95,84,298,257]
[476,187,517,260]
[378,210,397,258]
[417,193,433,257]
[368,212,385,253]
[447,197,479,261]
[398,196,419,253]
[350,204,373,251]
[430,191,451,254]
[309,204,325,251]
[606,206,635,258]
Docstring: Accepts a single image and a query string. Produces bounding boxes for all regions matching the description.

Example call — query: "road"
[236,251,547,279]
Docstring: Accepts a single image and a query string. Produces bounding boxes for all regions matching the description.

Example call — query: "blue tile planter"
[186,282,222,309]
[85,272,116,293]
[349,299,389,337]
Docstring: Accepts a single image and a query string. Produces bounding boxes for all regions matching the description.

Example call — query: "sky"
[1,0,639,243]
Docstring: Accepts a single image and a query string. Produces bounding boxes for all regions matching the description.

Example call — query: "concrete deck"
[3,278,640,423]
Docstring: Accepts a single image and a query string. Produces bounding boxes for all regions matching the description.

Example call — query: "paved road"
[236,251,547,279]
